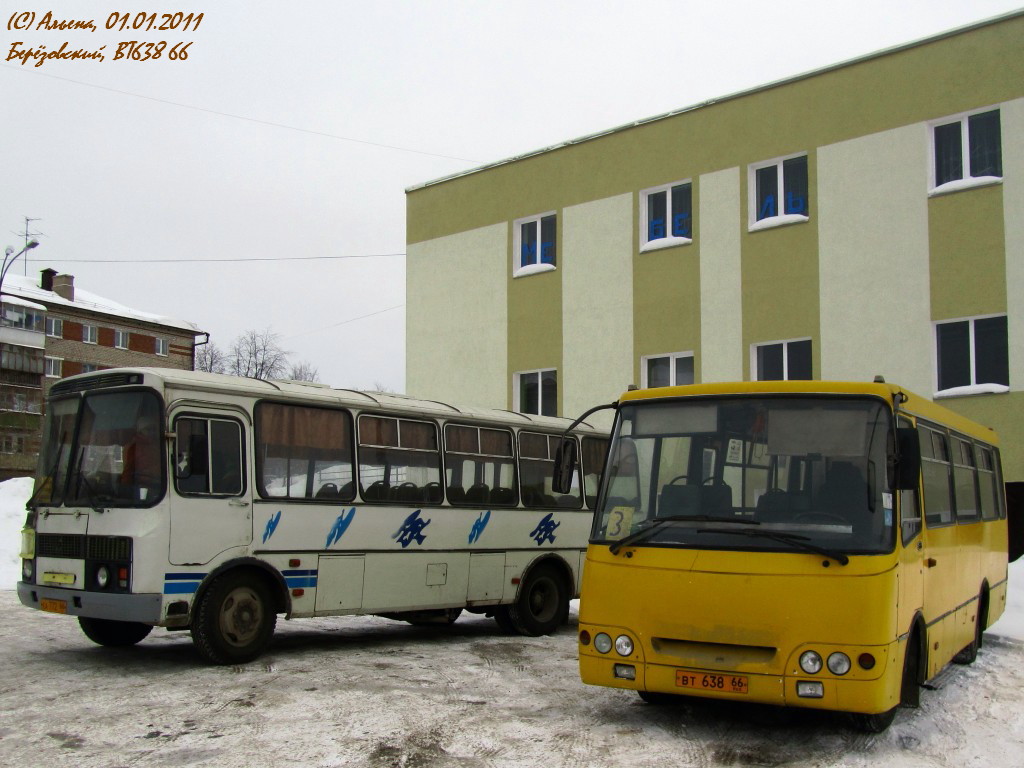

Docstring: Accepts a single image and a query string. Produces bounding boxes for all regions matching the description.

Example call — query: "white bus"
[18,368,608,664]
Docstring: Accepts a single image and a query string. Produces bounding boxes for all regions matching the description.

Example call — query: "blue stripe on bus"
[165,572,208,580]
[164,581,202,595]
[282,569,318,577]
[285,576,318,588]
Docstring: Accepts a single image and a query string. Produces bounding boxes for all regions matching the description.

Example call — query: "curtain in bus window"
[358,416,441,504]
[519,432,581,509]
[257,403,353,500]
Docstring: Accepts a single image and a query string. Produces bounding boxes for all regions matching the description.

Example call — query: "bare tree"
[288,361,320,382]
[194,342,228,374]
[229,328,290,380]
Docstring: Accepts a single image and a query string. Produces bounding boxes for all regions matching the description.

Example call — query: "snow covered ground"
[3,477,1024,767]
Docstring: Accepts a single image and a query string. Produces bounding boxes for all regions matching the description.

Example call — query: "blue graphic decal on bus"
[325,508,356,548]
[262,510,282,543]
[163,572,206,595]
[282,569,318,589]
[393,510,431,548]
[468,510,491,544]
[530,513,560,546]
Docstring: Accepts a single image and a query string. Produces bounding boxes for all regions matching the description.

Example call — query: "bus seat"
[557,494,580,507]
[658,484,700,516]
[394,482,422,502]
[820,462,868,514]
[490,487,516,505]
[465,483,490,504]
[315,482,339,499]
[447,486,466,504]
[337,481,354,499]
[424,482,443,503]
[521,486,545,506]
[363,480,389,502]
[701,482,733,515]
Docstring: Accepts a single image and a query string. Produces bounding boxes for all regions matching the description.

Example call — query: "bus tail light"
[118,567,129,589]
[858,653,876,670]
[579,630,591,646]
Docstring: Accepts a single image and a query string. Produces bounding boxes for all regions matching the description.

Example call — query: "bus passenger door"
[168,410,253,566]
[898,487,924,630]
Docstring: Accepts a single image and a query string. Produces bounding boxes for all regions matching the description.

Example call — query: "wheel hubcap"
[219,587,263,647]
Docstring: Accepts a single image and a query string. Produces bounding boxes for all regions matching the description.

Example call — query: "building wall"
[405,13,1024,479]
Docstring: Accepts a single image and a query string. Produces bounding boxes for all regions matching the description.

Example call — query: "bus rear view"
[574,381,1012,732]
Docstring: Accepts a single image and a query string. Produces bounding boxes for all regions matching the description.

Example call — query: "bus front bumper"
[18,582,164,625]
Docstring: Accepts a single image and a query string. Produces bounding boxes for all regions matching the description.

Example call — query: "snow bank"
[2,478,1022,640]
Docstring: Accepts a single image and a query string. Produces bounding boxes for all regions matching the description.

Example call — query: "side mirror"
[893,427,921,490]
[552,438,578,494]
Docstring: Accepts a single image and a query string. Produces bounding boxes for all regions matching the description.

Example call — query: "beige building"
[405,11,1024,480]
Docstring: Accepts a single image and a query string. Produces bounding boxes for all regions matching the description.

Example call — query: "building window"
[513,213,557,277]
[931,108,1002,193]
[752,339,812,381]
[935,315,1008,395]
[45,317,63,338]
[749,154,809,230]
[640,181,693,251]
[155,338,169,356]
[44,357,62,378]
[82,324,98,344]
[1,306,44,331]
[82,363,98,373]
[514,369,557,417]
[0,435,27,454]
[641,352,695,388]
[114,330,129,349]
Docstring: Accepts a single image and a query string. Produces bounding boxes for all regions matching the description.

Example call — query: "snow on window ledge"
[748,214,809,233]
[513,263,556,279]
[934,383,1009,399]
[640,236,693,253]
[929,176,1002,197]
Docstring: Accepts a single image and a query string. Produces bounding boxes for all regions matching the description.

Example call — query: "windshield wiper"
[695,528,850,566]
[608,515,759,555]
[25,430,68,511]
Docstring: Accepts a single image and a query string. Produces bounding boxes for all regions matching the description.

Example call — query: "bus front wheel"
[191,571,277,665]
[505,564,569,636]
[78,616,152,647]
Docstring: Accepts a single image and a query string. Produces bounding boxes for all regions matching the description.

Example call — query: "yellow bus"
[555,380,1021,731]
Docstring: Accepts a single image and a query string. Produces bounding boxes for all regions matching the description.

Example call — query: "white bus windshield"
[32,390,165,508]
[595,396,895,556]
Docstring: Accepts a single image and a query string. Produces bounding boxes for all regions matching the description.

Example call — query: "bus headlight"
[96,566,110,589]
[614,635,634,656]
[799,650,823,674]
[22,559,33,581]
[827,652,851,675]
[594,633,613,653]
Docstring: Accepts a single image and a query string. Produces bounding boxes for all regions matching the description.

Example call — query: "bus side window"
[175,417,244,497]
[582,436,609,509]
[919,425,954,527]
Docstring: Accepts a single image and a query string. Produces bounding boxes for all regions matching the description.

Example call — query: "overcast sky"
[2,0,1020,392]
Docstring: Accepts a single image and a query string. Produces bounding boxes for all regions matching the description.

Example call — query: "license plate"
[676,669,749,694]
[40,598,67,615]
[42,572,75,586]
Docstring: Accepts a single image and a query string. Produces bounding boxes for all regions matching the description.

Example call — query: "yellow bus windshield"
[595,395,895,556]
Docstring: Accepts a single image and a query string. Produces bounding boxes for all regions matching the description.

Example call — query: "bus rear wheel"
[78,616,152,647]
[505,564,569,636]
[191,572,277,665]
[953,589,988,665]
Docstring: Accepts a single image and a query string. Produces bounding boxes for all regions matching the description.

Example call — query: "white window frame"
[640,351,695,388]
[747,152,810,232]
[513,368,557,416]
[750,337,812,381]
[45,317,63,338]
[82,324,98,344]
[934,313,1010,398]
[639,180,693,252]
[44,356,62,378]
[928,106,1003,196]
[114,329,129,349]
[512,212,557,278]
[155,338,169,357]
